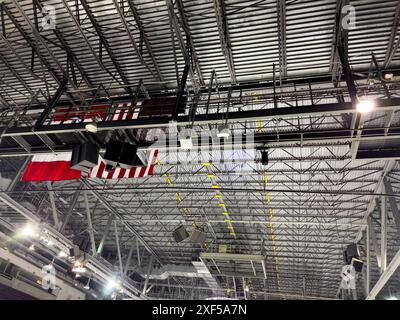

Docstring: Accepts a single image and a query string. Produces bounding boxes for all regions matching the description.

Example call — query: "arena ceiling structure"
[0,0,399,300]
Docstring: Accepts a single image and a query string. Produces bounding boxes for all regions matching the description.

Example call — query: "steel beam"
[2,98,400,140]
[112,0,162,83]
[213,0,237,84]
[33,0,93,90]
[384,177,400,233]
[59,186,82,233]
[276,0,287,79]
[143,255,153,295]
[381,195,388,273]
[384,1,400,68]
[47,181,60,229]
[34,79,68,130]
[124,238,136,276]
[59,0,126,89]
[365,224,370,296]
[96,212,114,257]
[368,217,382,269]
[79,0,133,95]
[366,247,400,299]
[84,191,97,256]
[114,220,124,274]
[166,0,204,89]
[126,0,164,83]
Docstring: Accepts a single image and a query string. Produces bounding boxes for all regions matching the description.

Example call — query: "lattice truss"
[0,0,399,300]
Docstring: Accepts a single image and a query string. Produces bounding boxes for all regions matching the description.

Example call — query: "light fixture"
[72,266,87,274]
[58,251,68,258]
[217,124,230,138]
[104,278,120,294]
[28,244,35,251]
[85,116,99,133]
[84,277,91,290]
[384,73,394,81]
[356,98,375,114]
[19,224,39,238]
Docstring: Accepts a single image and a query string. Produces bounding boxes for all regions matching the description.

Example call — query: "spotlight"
[20,224,38,238]
[58,251,68,258]
[384,73,394,81]
[217,124,230,138]
[179,128,194,150]
[104,278,120,294]
[85,116,99,133]
[179,134,193,150]
[72,266,87,274]
[83,278,91,290]
[356,99,375,114]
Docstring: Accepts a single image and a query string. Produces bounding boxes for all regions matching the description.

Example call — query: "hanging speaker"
[351,257,364,273]
[103,140,124,166]
[261,150,269,166]
[70,142,99,172]
[344,243,360,265]
[119,143,138,169]
[189,229,207,244]
[172,225,189,243]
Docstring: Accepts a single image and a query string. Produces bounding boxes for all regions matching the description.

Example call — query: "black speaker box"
[189,229,207,244]
[351,257,364,273]
[73,236,91,254]
[119,143,138,168]
[261,150,269,166]
[172,225,189,243]
[344,243,360,264]
[104,140,124,166]
[71,142,99,171]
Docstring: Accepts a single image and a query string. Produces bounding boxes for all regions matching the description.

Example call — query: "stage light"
[356,99,375,114]
[19,224,39,238]
[58,251,68,258]
[384,73,394,81]
[85,116,99,133]
[104,278,120,294]
[217,124,230,138]
[72,266,87,273]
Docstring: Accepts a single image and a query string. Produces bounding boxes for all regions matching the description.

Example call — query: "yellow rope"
[203,163,236,237]
[264,170,281,292]
[157,160,199,232]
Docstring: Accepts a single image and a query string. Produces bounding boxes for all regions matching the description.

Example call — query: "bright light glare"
[104,278,120,294]
[58,251,68,258]
[106,279,118,290]
[387,296,398,300]
[21,224,36,237]
[85,122,98,133]
[356,99,375,114]
[18,224,39,239]
[72,266,87,273]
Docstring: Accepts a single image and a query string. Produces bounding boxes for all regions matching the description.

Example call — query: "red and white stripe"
[50,102,140,125]
[88,149,158,180]
[21,149,158,182]
[21,153,82,182]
